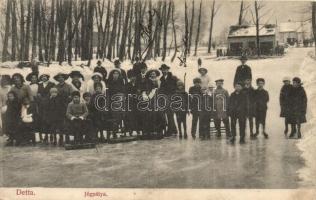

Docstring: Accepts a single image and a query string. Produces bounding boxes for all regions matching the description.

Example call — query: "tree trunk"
[67,0,73,65]
[184,1,189,66]
[24,0,31,61]
[188,0,195,55]
[162,0,171,61]
[32,0,40,60]
[312,2,316,56]
[20,0,25,61]
[171,2,177,62]
[194,0,202,56]
[255,1,260,57]
[207,0,215,54]
[154,2,162,58]
[119,0,132,61]
[11,0,18,61]
[107,0,119,60]
[38,0,43,62]
[57,0,68,65]
[238,1,244,25]
[2,0,12,62]
[126,0,134,60]
[49,0,56,63]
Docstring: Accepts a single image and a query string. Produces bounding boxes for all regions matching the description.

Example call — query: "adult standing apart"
[159,64,178,136]
[113,58,128,84]
[37,73,55,142]
[69,71,86,95]
[10,73,34,102]
[198,67,212,93]
[94,60,108,82]
[233,55,252,86]
[86,72,107,94]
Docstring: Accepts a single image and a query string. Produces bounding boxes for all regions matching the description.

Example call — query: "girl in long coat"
[279,77,294,135]
[289,77,307,139]
[4,91,21,146]
[141,69,166,136]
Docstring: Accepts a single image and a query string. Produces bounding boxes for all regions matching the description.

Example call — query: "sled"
[107,136,138,144]
[64,143,96,150]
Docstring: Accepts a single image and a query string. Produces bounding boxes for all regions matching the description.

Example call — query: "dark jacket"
[5,99,21,132]
[189,85,202,112]
[255,88,269,111]
[38,82,56,99]
[290,86,307,123]
[279,84,292,117]
[160,72,178,95]
[43,95,65,127]
[242,86,256,117]
[135,73,147,93]
[228,91,247,118]
[233,65,252,86]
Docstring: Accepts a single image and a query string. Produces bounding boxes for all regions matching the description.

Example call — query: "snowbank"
[297,51,316,187]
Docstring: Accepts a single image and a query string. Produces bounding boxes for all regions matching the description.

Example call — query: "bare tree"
[25,0,32,61]
[119,0,132,60]
[171,1,177,62]
[20,0,25,61]
[183,1,189,65]
[207,0,219,53]
[107,0,120,60]
[2,0,12,62]
[194,0,202,56]
[161,0,171,61]
[312,2,316,55]
[11,0,18,61]
[188,0,195,55]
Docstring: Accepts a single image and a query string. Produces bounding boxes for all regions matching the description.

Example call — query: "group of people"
[0,55,307,146]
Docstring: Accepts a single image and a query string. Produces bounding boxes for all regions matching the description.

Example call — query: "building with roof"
[278,20,311,45]
[227,24,277,56]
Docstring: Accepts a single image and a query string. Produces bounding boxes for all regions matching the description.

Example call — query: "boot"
[230,136,235,144]
[289,124,296,138]
[297,130,302,139]
[263,132,269,139]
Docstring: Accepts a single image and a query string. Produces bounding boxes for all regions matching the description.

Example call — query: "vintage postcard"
[0,0,316,199]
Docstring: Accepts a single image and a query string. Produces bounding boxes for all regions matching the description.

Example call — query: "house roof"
[279,22,303,33]
[228,25,276,38]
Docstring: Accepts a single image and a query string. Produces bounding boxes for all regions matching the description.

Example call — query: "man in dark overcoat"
[159,64,178,136]
[233,55,252,86]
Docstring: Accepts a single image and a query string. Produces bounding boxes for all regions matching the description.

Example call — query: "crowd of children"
[0,57,308,146]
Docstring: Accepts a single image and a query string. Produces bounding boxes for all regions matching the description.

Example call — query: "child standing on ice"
[174,81,189,139]
[279,77,295,136]
[289,77,307,139]
[254,78,269,139]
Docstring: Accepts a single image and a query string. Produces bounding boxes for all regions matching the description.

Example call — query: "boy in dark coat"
[189,78,202,139]
[289,77,307,139]
[242,79,256,138]
[174,81,189,138]
[279,77,294,136]
[254,78,269,138]
[229,82,247,144]
[233,55,252,86]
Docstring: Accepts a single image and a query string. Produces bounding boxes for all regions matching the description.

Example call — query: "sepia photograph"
[0,0,316,199]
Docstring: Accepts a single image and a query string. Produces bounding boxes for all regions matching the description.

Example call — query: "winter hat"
[215,79,224,83]
[198,67,208,74]
[91,72,103,79]
[69,70,84,81]
[71,91,81,98]
[256,78,265,83]
[292,77,302,84]
[282,76,291,82]
[159,64,170,70]
[193,77,202,84]
[39,73,50,81]
[26,72,38,82]
[11,73,25,83]
[53,73,69,81]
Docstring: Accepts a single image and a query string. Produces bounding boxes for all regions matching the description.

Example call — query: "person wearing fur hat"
[289,77,307,139]
[114,58,128,84]
[86,72,107,94]
[10,73,34,102]
[37,73,56,143]
[141,69,165,136]
[233,55,252,87]
[213,79,231,138]
[69,70,86,95]
[279,76,295,136]
[189,78,202,139]
[159,64,178,136]
[94,60,108,82]
[198,67,212,93]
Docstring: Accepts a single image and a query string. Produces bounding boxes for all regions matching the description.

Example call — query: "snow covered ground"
[0,47,315,188]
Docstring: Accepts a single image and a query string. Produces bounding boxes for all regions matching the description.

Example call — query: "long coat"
[233,65,252,86]
[42,95,65,131]
[228,91,247,118]
[214,88,229,119]
[290,86,307,123]
[279,84,292,118]
[160,72,178,95]
[242,86,256,117]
